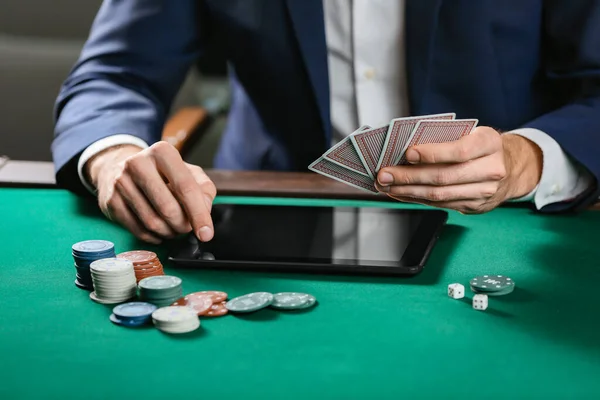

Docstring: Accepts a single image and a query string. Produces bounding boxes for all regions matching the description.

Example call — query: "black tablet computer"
[168,203,448,276]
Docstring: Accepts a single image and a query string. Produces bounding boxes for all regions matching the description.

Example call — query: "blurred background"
[0,0,229,169]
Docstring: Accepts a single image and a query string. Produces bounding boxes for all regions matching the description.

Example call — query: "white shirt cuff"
[77,134,149,195]
[507,128,594,209]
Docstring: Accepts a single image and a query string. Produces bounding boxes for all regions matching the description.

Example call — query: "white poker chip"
[90,258,133,273]
[152,306,200,334]
[152,306,198,323]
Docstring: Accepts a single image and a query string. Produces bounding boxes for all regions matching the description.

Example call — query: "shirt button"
[363,68,376,80]
[551,184,561,194]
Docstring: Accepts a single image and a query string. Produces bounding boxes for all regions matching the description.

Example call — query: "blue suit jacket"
[53,0,600,211]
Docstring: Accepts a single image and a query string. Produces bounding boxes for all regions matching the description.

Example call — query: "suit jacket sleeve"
[52,0,201,195]
[522,1,600,211]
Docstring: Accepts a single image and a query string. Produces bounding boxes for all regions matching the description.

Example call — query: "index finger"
[153,143,214,242]
[406,126,501,164]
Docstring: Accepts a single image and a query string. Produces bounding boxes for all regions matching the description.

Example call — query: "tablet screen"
[178,204,446,270]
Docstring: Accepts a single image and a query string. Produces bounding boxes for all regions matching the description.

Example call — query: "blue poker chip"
[109,313,149,328]
[72,252,115,262]
[74,264,91,272]
[72,249,115,257]
[72,240,115,255]
[75,273,92,283]
[72,252,116,262]
[113,302,157,320]
[74,279,93,291]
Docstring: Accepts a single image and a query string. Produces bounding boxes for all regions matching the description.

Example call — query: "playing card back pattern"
[351,125,389,178]
[377,114,455,170]
[398,119,478,164]
[323,124,372,177]
[308,158,377,193]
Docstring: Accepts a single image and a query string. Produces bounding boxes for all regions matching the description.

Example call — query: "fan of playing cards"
[309,114,478,193]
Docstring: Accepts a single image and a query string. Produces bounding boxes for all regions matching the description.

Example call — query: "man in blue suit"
[53,1,600,244]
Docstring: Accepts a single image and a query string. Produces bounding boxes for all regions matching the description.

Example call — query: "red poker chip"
[188,291,228,303]
[171,295,213,316]
[204,301,228,317]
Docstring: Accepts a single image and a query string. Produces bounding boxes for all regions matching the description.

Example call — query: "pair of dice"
[448,283,488,310]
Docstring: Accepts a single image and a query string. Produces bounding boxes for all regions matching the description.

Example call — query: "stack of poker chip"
[470,275,515,296]
[72,240,116,291]
[89,258,137,304]
[152,306,200,334]
[109,302,157,328]
[116,250,164,283]
[138,276,183,307]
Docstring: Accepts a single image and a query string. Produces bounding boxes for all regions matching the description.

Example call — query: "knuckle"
[475,126,494,137]
[478,127,502,148]
[174,226,192,235]
[174,179,199,197]
[143,217,164,234]
[489,164,507,181]
[200,180,217,199]
[190,164,205,174]
[433,169,451,185]
[428,189,448,202]
[172,220,192,234]
[150,140,173,154]
[456,143,471,161]
[481,183,498,198]
[123,157,143,175]
[158,202,182,220]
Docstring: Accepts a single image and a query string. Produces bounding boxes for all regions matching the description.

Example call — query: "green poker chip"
[294,295,317,310]
[470,275,514,292]
[138,276,182,290]
[270,292,317,310]
[225,292,274,313]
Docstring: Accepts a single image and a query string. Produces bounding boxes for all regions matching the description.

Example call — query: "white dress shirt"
[79,0,593,208]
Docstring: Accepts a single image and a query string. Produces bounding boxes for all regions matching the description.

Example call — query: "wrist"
[502,134,543,200]
[86,145,143,189]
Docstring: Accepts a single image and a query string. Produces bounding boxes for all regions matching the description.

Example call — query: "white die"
[473,294,488,310]
[447,283,465,299]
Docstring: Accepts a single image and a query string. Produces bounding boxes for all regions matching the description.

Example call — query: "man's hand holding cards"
[309,113,543,214]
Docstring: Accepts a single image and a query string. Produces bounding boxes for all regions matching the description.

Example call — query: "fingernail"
[198,226,213,242]
[406,149,420,163]
[377,184,390,193]
[378,172,394,185]
[204,195,213,212]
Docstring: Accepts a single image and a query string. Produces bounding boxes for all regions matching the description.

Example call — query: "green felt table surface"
[1,188,599,399]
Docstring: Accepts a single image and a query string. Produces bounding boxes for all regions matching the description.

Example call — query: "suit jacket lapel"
[285,0,331,143]
[405,0,444,113]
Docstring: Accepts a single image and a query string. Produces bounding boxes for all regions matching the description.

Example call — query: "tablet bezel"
[168,204,448,276]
